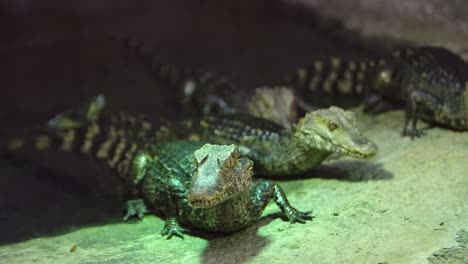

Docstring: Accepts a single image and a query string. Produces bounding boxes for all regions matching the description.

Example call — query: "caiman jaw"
[188,144,253,208]
[307,132,378,158]
[188,192,227,208]
[341,141,378,158]
[327,133,378,158]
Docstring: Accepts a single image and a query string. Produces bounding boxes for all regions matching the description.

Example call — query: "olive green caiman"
[3,96,313,239]
[41,95,377,177]
[173,106,378,176]
[283,47,468,138]
[98,99,378,177]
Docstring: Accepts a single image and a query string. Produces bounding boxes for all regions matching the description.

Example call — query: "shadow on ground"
[272,161,393,182]
[201,217,274,264]
[0,158,124,245]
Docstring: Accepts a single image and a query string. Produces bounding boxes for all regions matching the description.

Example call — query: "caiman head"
[188,144,254,208]
[293,106,378,158]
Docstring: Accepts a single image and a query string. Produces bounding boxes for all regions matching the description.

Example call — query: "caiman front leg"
[160,187,188,239]
[272,184,314,223]
[402,89,441,138]
[252,180,314,224]
[161,217,187,240]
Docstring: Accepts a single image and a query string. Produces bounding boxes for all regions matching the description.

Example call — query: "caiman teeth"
[345,148,377,158]
[189,198,217,207]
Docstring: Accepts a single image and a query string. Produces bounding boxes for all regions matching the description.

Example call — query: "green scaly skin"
[17,95,376,177]
[90,102,378,177]
[283,47,468,138]
[175,106,378,176]
[128,141,312,238]
[4,96,313,239]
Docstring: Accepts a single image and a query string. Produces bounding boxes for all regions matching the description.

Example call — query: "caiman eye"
[327,122,338,131]
[224,156,237,168]
[198,155,209,167]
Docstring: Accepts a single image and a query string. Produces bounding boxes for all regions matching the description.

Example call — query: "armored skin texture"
[122,35,468,136]
[371,47,468,138]
[132,142,312,238]
[283,47,468,138]
[73,97,377,177]
[79,98,377,177]
[3,96,313,239]
[178,106,378,176]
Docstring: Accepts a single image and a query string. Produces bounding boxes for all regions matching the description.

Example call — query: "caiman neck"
[252,130,332,176]
[190,189,257,232]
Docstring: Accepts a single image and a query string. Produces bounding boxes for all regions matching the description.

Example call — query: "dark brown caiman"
[122,35,468,138]
[283,47,468,138]
[119,36,302,127]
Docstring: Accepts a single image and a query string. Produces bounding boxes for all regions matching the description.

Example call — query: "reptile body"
[45,96,377,177]
[64,97,377,177]
[122,37,300,127]
[171,106,378,176]
[122,37,241,115]
[4,96,312,239]
[284,47,468,137]
[120,36,468,137]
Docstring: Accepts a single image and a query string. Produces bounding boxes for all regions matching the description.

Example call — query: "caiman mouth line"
[310,131,377,158]
[334,141,377,158]
[346,148,377,158]
[189,194,228,208]
[189,198,218,208]
[189,187,245,208]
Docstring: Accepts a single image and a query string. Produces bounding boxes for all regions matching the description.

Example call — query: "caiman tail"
[120,36,237,114]
[283,57,387,103]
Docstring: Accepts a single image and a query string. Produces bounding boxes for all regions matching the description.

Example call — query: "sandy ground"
[0,107,467,264]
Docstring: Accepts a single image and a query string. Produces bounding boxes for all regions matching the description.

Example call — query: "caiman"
[2,95,313,239]
[283,47,468,138]
[174,106,378,176]
[118,35,468,137]
[91,97,378,177]
[120,36,301,127]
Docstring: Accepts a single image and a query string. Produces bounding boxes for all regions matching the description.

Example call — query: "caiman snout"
[188,180,222,208]
[355,141,378,158]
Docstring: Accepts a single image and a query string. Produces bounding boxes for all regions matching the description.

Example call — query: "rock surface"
[280,0,468,60]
